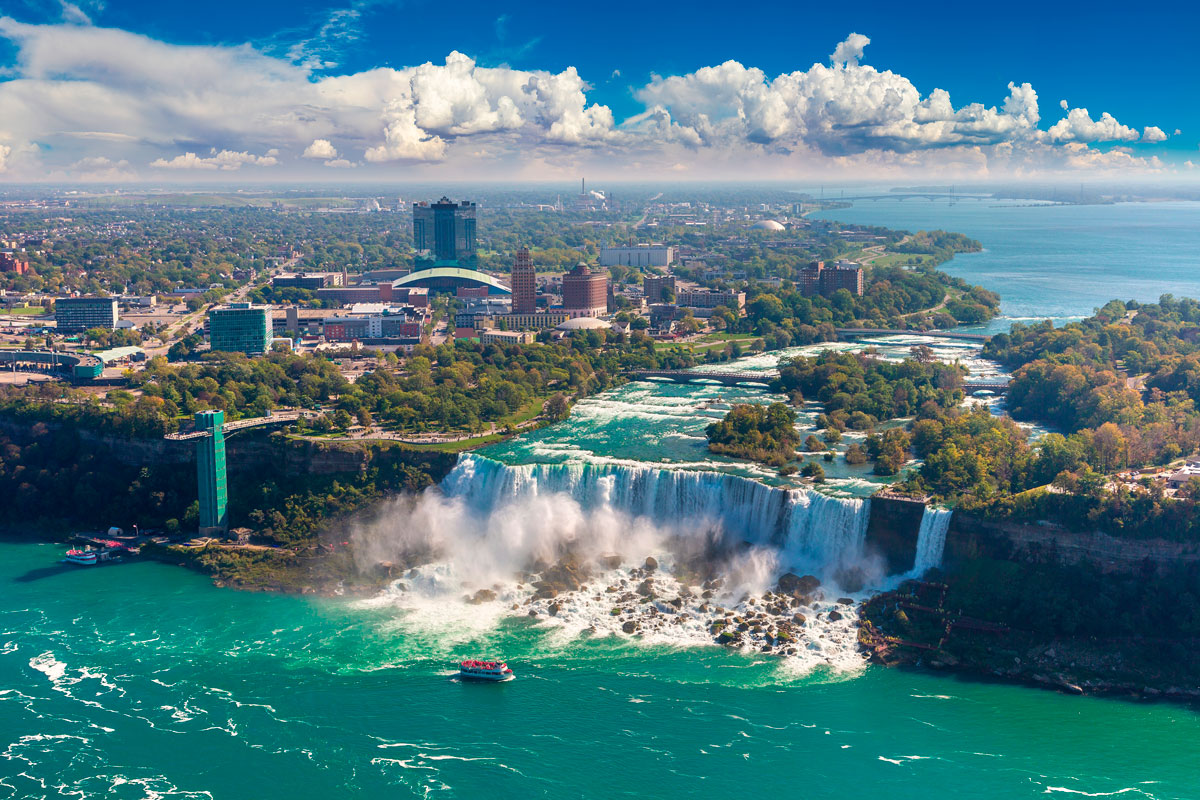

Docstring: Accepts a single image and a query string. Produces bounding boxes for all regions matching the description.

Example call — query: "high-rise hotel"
[412,197,477,267]
[511,248,537,314]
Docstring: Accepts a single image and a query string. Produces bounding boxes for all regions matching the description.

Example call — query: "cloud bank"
[0,19,1174,180]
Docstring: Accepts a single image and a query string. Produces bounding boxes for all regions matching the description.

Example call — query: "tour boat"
[458,659,514,682]
[64,549,98,566]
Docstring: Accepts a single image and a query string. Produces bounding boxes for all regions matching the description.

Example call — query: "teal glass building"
[208,304,272,355]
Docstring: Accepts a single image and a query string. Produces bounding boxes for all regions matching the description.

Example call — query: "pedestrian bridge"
[164,409,315,440]
[628,370,778,387]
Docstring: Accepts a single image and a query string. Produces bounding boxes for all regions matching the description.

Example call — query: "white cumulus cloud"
[0,19,1175,179]
[1047,108,1140,143]
[303,138,339,159]
[150,150,279,170]
[1141,126,1168,143]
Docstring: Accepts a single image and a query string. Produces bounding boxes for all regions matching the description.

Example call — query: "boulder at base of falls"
[466,589,497,605]
[622,621,637,634]
[539,561,586,593]
[597,553,623,570]
[837,597,855,606]
[828,609,843,621]
[644,556,659,571]
[636,580,655,597]
[777,573,821,595]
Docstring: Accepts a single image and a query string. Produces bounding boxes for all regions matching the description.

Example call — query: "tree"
[547,393,571,421]
[801,462,825,482]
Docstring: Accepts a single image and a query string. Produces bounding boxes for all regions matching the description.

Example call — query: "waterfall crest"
[912,507,953,575]
[441,454,871,572]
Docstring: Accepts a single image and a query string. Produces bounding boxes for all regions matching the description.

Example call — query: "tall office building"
[55,297,118,332]
[412,197,477,266]
[208,303,272,355]
[562,263,608,317]
[195,410,228,535]
[511,248,536,314]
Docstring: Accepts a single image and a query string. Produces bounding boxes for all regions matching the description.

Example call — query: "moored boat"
[458,659,514,682]
[64,549,99,566]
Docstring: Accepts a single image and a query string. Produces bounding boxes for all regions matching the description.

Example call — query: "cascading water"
[354,454,877,670]
[442,453,871,572]
[911,507,953,575]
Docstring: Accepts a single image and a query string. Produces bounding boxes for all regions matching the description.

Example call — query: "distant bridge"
[629,370,778,387]
[164,409,315,441]
[836,328,991,343]
[831,193,990,203]
[964,381,1010,394]
[630,370,1007,394]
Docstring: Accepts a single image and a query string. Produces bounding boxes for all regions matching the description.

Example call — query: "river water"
[4,198,1200,798]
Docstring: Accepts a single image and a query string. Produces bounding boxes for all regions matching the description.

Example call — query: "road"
[141,256,299,359]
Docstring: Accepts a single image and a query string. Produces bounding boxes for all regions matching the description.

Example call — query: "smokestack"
[582,178,586,195]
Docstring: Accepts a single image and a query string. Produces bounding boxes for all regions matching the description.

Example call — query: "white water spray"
[352,454,879,671]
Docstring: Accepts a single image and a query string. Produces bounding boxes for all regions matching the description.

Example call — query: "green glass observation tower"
[195,410,228,535]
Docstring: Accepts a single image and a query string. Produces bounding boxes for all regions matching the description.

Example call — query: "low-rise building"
[480,330,537,345]
[676,289,746,313]
[272,272,345,290]
[0,252,31,275]
[599,245,675,267]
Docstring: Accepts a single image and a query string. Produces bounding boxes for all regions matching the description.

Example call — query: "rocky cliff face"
[944,513,1200,574]
[863,495,927,574]
[0,415,456,484]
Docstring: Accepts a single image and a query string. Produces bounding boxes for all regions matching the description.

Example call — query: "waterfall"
[911,507,953,575]
[440,454,872,573]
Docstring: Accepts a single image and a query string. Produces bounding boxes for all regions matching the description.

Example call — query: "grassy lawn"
[2,307,47,316]
[500,398,546,427]
[401,433,507,452]
[868,252,938,268]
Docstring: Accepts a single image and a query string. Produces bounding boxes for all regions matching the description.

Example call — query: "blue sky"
[0,0,1191,180]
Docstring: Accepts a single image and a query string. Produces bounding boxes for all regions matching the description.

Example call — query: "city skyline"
[0,1,1192,181]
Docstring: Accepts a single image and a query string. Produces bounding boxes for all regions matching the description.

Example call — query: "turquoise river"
[4,196,1200,798]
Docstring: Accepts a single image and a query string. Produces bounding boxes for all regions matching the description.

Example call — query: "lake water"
[814,197,1200,332]
[4,198,1200,798]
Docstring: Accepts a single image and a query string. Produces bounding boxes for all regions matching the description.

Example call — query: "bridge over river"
[629,370,1008,394]
[835,328,991,343]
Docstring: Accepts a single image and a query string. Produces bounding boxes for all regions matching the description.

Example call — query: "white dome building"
[750,219,786,231]
[556,317,612,331]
